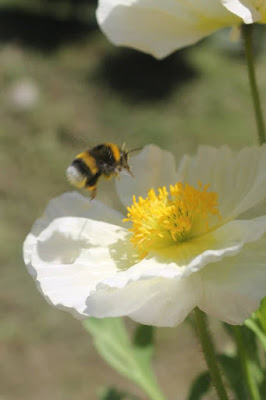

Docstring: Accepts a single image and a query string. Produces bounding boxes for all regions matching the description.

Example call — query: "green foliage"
[187,372,211,400]
[224,324,264,399]
[98,387,139,400]
[245,319,266,353]
[188,313,266,400]
[83,318,152,383]
[218,354,248,400]
[99,387,127,400]
[245,297,266,352]
[133,325,154,348]
[83,318,166,400]
[256,298,266,333]
[244,297,266,398]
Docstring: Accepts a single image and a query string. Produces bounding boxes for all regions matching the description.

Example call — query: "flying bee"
[66,143,141,199]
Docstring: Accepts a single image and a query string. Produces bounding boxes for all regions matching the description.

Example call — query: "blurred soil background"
[0,1,266,399]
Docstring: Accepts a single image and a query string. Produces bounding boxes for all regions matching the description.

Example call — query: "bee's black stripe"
[85,171,101,188]
[105,145,116,164]
[72,158,93,178]
[90,144,116,166]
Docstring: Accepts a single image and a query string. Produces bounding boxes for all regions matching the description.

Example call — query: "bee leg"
[89,187,97,200]
[85,185,97,200]
[86,172,101,200]
[128,168,135,178]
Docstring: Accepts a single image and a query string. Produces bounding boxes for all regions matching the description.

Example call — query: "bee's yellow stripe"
[86,185,96,191]
[104,143,121,162]
[75,178,87,189]
[76,152,99,174]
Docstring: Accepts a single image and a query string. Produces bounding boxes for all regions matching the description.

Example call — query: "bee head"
[118,146,143,177]
[118,150,133,177]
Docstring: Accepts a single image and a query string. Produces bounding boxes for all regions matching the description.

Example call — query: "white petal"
[84,216,266,325]
[24,216,135,317]
[177,145,266,220]
[222,0,261,23]
[86,274,201,327]
[91,216,266,290]
[23,191,124,271]
[35,191,124,232]
[239,199,266,220]
[96,0,238,58]
[116,144,178,208]
[199,233,266,324]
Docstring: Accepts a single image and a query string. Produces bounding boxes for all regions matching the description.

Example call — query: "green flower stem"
[194,308,230,400]
[233,326,261,400]
[242,24,266,145]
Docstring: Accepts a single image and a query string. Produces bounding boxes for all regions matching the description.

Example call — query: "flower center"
[124,182,221,255]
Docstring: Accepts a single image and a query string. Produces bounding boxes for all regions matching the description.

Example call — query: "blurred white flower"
[7,79,39,111]
[96,0,266,58]
[24,145,266,327]
[222,0,266,23]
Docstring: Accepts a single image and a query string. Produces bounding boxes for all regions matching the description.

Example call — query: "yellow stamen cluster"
[124,182,221,254]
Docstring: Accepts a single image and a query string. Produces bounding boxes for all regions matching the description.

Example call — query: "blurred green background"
[1,1,266,399]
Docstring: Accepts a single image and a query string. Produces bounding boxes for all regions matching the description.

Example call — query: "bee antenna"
[126,147,143,155]
[121,142,126,151]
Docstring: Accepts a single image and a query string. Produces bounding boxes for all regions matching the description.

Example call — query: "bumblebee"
[66,143,140,199]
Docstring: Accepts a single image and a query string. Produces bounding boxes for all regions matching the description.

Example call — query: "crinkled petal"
[116,144,178,208]
[199,233,266,324]
[91,216,266,289]
[24,217,136,317]
[23,191,124,270]
[177,145,266,220]
[84,216,266,326]
[222,0,262,23]
[86,274,201,327]
[96,0,239,58]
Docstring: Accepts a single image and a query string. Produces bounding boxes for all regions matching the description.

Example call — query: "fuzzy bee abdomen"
[66,156,100,190]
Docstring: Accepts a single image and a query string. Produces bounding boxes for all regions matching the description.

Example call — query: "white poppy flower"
[222,0,266,23]
[23,145,266,327]
[96,0,266,59]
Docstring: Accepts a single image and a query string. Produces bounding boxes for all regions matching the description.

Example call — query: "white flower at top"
[96,0,266,59]
[23,145,266,327]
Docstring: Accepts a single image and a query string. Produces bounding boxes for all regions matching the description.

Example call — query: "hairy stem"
[242,24,266,145]
[194,308,230,400]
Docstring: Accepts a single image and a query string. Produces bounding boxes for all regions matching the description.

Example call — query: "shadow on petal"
[108,235,140,271]
[36,218,138,272]
[37,230,94,264]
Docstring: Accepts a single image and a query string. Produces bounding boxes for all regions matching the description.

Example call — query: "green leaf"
[98,387,140,400]
[187,372,211,400]
[134,325,154,348]
[240,325,260,365]
[224,323,259,362]
[259,371,266,398]
[255,297,266,333]
[226,322,261,369]
[84,318,133,380]
[218,354,248,400]
[99,387,126,400]
[245,319,266,353]
[83,318,166,400]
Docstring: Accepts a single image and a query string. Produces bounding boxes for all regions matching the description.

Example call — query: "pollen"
[124,182,221,254]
